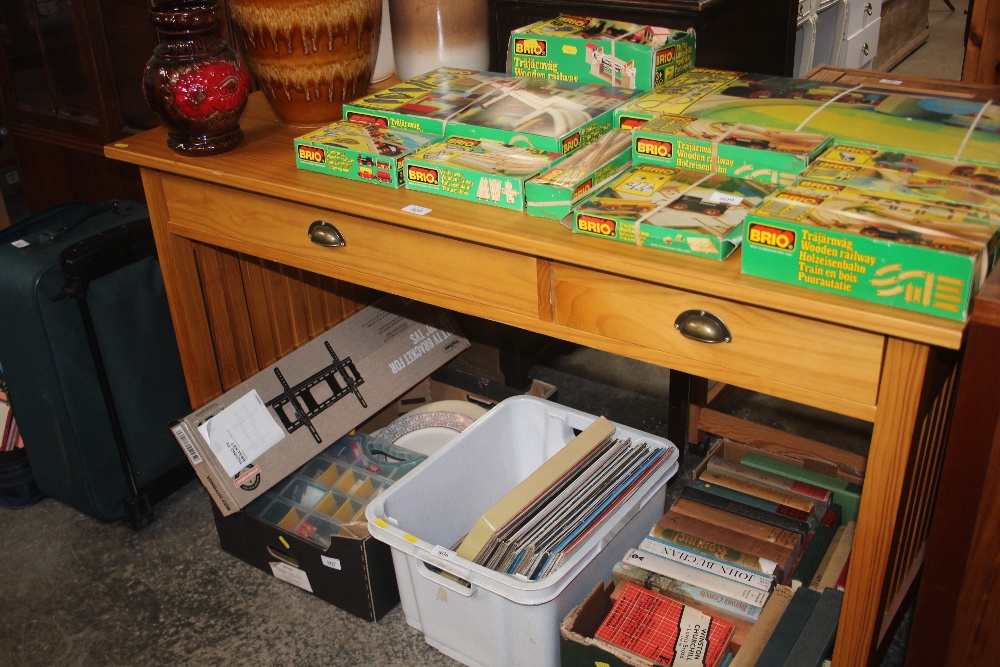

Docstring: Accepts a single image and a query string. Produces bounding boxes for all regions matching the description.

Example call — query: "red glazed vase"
[227,0,382,127]
[142,1,251,156]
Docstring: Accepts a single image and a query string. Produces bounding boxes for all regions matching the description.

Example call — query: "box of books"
[366,396,679,667]
[442,76,642,155]
[572,163,777,260]
[403,135,564,210]
[613,69,1000,167]
[800,143,1000,214]
[525,128,633,220]
[508,15,696,90]
[294,121,437,188]
[341,68,507,135]
[741,187,999,321]
[632,114,833,185]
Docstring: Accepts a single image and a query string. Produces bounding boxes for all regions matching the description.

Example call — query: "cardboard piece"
[171,295,470,516]
[508,15,696,90]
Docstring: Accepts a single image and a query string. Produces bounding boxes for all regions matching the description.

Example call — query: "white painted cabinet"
[793,0,880,76]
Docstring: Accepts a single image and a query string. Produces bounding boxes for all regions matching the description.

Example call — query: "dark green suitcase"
[0,200,192,528]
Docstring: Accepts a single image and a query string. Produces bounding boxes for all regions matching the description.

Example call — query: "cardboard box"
[170,295,470,516]
[742,189,999,321]
[800,144,1000,214]
[404,135,564,210]
[632,114,832,185]
[211,371,556,621]
[613,69,1000,167]
[508,15,696,90]
[573,163,777,259]
[442,76,641,155]
[342,68,508,135]
[294,121,437,188]
[525,128,633,220]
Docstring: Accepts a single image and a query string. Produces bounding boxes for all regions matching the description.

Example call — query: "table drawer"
[841,19,880,69]
[845,0,880,36]
[553,263,884,406]
[161,175,544,319]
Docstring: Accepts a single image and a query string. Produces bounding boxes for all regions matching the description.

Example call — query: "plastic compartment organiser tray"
[365,395,679,667]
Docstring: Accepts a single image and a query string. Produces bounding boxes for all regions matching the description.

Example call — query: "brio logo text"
[298,146,325,164]
[562,133,581,153]
[407,165,439,186]
[635,137,673,159]
[776,192,824,205]
[513,38,547,57]
[748,222,796,251]
[577,214,617,237]
[344,111,389,127]
[572,179,594,199]
[656,47,675,67]
[447,137,480,148]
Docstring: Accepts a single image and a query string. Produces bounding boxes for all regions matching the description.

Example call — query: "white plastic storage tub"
[365,395,679,667]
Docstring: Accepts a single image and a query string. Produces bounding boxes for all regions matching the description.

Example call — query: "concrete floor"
[0,7,972,666]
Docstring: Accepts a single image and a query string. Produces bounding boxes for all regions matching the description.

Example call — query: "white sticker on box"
[708,192,743,206]
[270,561,313,593]
[431,545,457,562]
[198,389,286,477]
[10,239,29,249]
[321,555,342,570]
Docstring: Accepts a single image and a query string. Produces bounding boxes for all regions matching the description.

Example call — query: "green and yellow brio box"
[508,15,696,90]
[742,190,999,321]
[341,68,508,135]
[294,121,437,188]
[572,163,776,260]
[525,128,633,220]
[631,115,832,186]
[404,136,564,211]
[801,143,1000,215]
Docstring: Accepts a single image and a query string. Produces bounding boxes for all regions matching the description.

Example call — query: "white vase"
[371,0,395,82]
[388,0,490,81]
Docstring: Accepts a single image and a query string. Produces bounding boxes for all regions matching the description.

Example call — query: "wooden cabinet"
[488,0,800,77]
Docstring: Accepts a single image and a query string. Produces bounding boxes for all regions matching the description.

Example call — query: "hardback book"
[670,497,802,550]
[739,452,861,523]
[752,586,822,666]
[679,486,811,537]
[707,456,833,510]
[594,581,735,667]
[649,521,784,579]
[613,557,765,624]
[654,510,798,575]
[835,554,851,591]
[808,524,847,592]
[729,585,795,667]
[689,478,816,531]
[812,521,855,592]
[638,535,775,592]
[782,587,845,666]
[699,468,820,517]
[621,548,773,607]
[790,505,842,588]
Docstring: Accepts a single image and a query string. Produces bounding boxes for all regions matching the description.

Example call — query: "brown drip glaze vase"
[228,0,382,127]
[142,1,251,156]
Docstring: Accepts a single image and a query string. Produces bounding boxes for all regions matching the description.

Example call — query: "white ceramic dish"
[371,410,476,457]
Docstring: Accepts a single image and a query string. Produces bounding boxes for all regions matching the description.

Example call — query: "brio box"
[169,294,469,516]
[612,69,1000,167]
[632,114,832,186]
[404,135,564,211]
[801,143,1000,214]
[525,128,633,220]
[573,163,776,260]
[341,68,508,135]
[783,178,1000,228]
[442,76,642,155]
[508,15,696,90]
[742,191,999,321]
[294,121,437,188]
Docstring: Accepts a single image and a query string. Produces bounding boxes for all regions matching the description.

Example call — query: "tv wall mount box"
[508,15,696,90]
[170,295,470,516]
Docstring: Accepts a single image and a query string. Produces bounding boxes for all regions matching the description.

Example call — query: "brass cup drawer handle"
[308,220,346,247]
[674,309,732,344]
